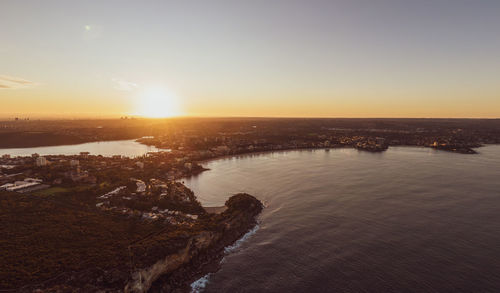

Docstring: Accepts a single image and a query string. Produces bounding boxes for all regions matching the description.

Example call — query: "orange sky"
[1,1,500,119]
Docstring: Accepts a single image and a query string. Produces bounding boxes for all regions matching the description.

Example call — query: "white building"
[35,156,48,166]
[136,180,147,193]
[0,183,14,191]
[2,178,46,193]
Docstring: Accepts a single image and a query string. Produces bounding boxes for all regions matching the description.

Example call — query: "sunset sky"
[1,0,500,118]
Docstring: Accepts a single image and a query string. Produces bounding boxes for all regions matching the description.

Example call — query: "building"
[0,183,14,191]
[1,178,48,193]
[135,180,146,193]
[35,156,48,166]
[64,165,95,184]
[70,160,79,167]
[135,161,145,169]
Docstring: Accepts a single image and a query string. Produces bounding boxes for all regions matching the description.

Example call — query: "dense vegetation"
[0,185,263,291]
[0,190,181,290]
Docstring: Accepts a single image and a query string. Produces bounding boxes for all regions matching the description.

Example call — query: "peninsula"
[1,117,500,291]
[0,185,262,292]
[0,147,263,292]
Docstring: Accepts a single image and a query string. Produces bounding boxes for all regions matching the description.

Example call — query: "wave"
[190,273,211,293]
[190,224,260,292]
[224,224,260,254]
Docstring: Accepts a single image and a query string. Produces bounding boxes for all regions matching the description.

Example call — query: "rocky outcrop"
[126,193,263,293]
[22,194,261,293]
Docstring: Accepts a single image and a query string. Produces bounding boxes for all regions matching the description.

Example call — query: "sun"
[136,87,182,118]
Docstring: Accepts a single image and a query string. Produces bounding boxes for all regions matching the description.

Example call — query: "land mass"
[0,137,264,292]
[1,118,499,153]
[2,117,500,292]
[0,188,262,292]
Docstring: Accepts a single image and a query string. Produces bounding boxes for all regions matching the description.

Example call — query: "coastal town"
[1,118,500,292]
[3,118,498,198]
[2,118,500,205]
[0,146,261,292]
[1,118,499,153]
[0,149,209,225]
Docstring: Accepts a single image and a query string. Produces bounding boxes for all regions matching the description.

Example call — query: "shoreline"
[0,139,486,159]
[0,135,145,150]
[203,206,227,214]
[186,144,484,177]
[189,223,260,293]
[0,137,163,153]
[3,194,263,293]
[183,145,486,168]
[146,193,263,293]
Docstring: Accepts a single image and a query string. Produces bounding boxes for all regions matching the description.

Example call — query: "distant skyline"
[1,0,500,118]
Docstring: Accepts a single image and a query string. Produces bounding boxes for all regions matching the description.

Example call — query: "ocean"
[184,146,500,292]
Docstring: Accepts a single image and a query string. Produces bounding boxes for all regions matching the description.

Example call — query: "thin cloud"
[0,75,37,89]
[112,78,138,91]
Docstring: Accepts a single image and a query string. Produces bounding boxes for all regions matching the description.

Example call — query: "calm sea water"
[0,139,161,157]
[184,146,500,292]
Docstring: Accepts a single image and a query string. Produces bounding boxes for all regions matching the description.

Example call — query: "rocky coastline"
[145,194,263,293]
[13,193,263,293]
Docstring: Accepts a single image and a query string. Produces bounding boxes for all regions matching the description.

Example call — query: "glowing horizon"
[1,1,500,119]
[132,86,183,118]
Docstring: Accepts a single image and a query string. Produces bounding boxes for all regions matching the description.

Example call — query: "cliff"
[2,192,262,292]
[128,193,263,292]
